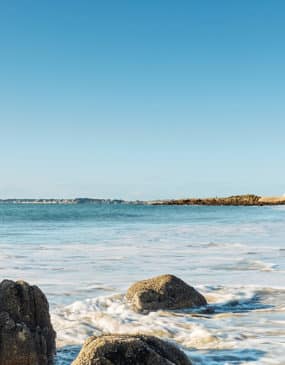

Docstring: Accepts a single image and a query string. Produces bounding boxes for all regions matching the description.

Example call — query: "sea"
[0,203,284,364]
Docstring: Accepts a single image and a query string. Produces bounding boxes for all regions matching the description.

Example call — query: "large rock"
[0,279,56,365]
[72,334,192,365]
[126,274,207,312]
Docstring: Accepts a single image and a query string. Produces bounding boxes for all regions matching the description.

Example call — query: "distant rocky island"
[149,194,285,206]
[1,194,285,206]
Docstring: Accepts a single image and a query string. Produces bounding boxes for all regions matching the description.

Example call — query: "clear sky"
[0,1,284,199]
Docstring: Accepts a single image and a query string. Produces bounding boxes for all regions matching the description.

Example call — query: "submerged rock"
[126,274,207,312]
[0,279,56,365]
[72,334,192,365]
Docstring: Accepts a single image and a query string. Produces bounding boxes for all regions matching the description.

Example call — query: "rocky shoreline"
[0,275,207,365]
[149,194,285,206]
[1,194,285,206]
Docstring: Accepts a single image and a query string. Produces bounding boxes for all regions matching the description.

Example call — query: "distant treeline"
[0,198,126,205]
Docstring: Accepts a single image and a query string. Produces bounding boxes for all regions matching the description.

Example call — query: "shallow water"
[0,204,284,364]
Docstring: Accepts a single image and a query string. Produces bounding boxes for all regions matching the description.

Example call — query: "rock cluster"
[0,279,56,365]
[0,274,204,365]
[72,275,205,364]
[126,274,207,312]
[71,334,192,365]
[151,194,268,206]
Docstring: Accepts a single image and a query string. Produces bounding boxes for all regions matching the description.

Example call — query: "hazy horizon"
[1,192,285,201]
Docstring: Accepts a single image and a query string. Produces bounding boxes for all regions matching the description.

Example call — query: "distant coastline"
[148,194,285,206]
[1,194,285,206]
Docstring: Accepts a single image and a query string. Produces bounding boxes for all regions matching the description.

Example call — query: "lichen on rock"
[126,274,207,312]
[72,334,192,365]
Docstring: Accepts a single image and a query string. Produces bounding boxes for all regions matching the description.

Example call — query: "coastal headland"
[1,194,285,206]
[149,194,285,206]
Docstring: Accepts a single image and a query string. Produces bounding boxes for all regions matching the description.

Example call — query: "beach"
[0,203,284,364]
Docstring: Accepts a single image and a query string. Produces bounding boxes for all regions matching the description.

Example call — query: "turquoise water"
[0,204,284,364]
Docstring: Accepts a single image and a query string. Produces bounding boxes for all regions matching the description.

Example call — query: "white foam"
[53,293,221,349]
[53,285,285,362]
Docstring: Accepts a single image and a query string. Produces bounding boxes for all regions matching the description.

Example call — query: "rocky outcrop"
[126,274,207,312]
[149,194,285,206]
[0,279,56,365]
[72,334,192,365]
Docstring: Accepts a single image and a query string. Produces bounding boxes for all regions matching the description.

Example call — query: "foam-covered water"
[0,204,284,364]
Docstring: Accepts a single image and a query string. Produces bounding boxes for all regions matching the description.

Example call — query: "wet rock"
[72,334,192,365]
[126,274,207,312]
[0,279,56,365]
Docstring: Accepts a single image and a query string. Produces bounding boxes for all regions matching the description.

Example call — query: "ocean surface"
[0,203,284,364]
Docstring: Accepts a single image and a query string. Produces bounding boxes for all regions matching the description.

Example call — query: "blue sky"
[0,1,284,199]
